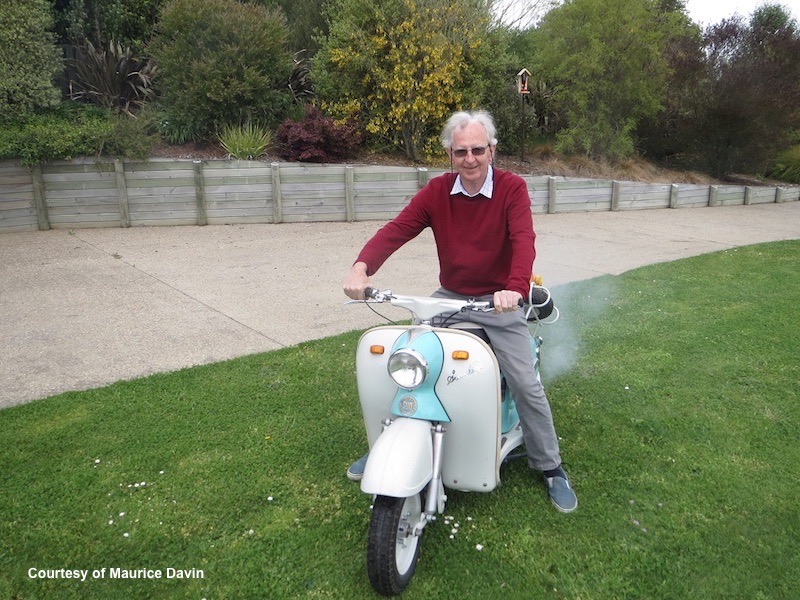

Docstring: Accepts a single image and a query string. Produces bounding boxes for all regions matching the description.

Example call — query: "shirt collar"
[450,165,494,198]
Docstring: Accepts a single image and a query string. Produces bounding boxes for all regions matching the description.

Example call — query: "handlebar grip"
[363,287,376,300]
[487,298,525,309]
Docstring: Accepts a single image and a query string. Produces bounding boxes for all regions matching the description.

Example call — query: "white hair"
[440,110,498,149]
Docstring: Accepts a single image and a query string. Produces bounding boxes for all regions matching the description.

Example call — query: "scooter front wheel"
[366,493,424,596]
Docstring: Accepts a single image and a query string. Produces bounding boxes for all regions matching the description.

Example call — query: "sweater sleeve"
[503,174,536,297]
[354,183,437,276]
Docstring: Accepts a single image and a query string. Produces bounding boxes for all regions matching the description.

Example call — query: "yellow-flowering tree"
[315,0,492,161]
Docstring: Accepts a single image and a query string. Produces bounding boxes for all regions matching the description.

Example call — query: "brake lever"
[464,301,492,312]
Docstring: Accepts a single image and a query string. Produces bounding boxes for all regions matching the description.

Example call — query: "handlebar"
[356,285,557,324]
[366,287,524,308]
[359,288,491,321]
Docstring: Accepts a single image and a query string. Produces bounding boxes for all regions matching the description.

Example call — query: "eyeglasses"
[451,146,488,158]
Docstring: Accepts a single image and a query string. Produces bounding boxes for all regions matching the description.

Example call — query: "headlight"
[387,349,428,389]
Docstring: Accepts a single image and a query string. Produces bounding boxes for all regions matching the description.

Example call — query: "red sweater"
[356,168,536,297]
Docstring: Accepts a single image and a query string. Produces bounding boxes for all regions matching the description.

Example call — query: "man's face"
[449,122,496,193]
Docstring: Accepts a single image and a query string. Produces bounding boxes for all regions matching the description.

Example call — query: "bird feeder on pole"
[516,68,531,162]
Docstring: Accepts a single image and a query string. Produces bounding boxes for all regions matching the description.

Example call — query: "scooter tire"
[366,494,424,596]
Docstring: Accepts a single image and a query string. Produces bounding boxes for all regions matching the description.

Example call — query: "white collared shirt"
[450,166,494,198]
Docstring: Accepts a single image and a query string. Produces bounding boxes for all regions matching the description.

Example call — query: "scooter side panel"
[356,327,409,447]
[435,329,502,492]
[360,417,433,497]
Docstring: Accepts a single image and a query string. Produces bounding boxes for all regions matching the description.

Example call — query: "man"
[342,110,577,513]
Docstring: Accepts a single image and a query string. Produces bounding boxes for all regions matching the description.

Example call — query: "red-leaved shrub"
[276,106,362,162]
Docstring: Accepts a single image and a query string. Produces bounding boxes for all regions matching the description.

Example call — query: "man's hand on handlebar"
[343,261,372,300]
[492,290,523,313]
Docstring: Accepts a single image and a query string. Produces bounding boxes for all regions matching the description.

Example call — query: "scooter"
[350,283,556,596]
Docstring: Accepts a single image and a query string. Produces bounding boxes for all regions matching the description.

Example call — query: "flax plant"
[68,40,156,116]
[218,122,273,160]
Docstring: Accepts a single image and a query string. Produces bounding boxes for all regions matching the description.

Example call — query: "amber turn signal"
[452,350,469,360]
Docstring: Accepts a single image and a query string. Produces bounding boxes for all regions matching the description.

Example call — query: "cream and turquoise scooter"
[350,285,554,596]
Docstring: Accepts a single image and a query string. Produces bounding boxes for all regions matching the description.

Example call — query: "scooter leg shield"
[361,418,433,497]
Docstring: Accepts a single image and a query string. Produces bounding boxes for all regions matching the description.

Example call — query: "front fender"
[361,418,432,497]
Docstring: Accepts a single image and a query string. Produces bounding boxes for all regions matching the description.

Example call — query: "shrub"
[68,40,156,115]
[767,146,800,184]
[276,106,362,162]
[149,0,295,142]
[0,105,112,166]
[0,0,63,122]
[154,108,204,145]
[101,109,160,160]
[0,104,158,166]
[218,122,273,160]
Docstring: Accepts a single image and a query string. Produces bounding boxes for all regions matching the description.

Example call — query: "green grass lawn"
[1,240,798,599]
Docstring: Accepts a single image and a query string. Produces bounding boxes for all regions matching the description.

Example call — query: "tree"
[0,0,63,122]
[314,0,493,161]
[636,0,706,163]
[250,0,332,57]
[695,5,800,176]
[53,0,163,50]
[492,0,560,30]
[149,0,295,142]
[470,25,548,155]
[533,0,672,160]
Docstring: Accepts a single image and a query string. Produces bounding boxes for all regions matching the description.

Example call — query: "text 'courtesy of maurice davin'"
[28,567,205,582]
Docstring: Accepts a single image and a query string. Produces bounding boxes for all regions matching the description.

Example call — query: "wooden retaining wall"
[1,158,798,233]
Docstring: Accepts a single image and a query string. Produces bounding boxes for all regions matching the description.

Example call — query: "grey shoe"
[545,472,578,513]
[346,453,369,481]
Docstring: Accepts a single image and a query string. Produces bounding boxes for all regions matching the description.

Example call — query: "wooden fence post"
[708,185,719,207]
[611,180,621,211]
[114,159,130,227]
[548,177,557,214]
[345,165,355,222]
[193,160,207,226]
[669,183,679,209]
[417,167,429,189]
[31,165,50,231]
[271,162,283,224]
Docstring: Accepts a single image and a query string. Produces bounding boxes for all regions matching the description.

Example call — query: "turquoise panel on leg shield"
[389,328,449,422]
[500,374,520,434]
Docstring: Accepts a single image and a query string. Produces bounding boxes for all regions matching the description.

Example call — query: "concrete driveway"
[2,201,798,408]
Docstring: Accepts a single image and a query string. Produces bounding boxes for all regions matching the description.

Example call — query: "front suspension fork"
[411,424,446,536]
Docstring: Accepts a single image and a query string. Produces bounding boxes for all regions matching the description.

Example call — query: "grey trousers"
[432,288,563,472]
